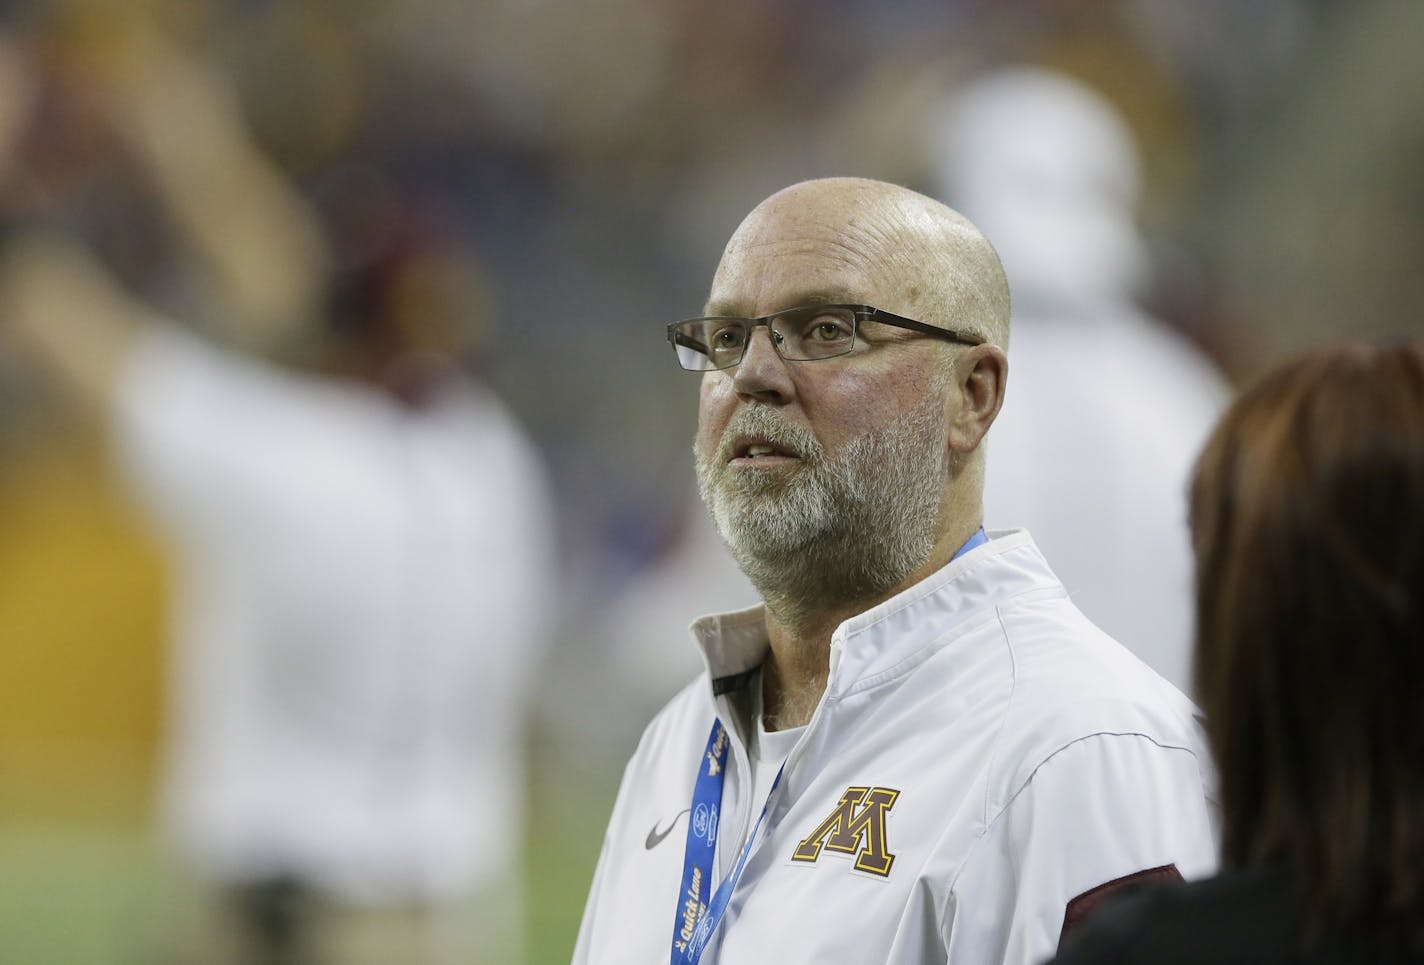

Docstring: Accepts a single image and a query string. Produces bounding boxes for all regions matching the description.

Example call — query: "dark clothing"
[1048,867,1424,965]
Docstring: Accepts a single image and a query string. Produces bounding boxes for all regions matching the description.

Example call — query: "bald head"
[710,177,1011,349]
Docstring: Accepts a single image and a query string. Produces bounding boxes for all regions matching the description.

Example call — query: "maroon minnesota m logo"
[792,786,900,877]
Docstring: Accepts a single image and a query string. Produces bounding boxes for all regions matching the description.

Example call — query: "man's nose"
[731,326,795,404]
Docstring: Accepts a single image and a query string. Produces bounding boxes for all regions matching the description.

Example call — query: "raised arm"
[100,23,328,353]
[0,236,155,412]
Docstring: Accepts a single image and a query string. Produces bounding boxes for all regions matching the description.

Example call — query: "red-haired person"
[1051,340,1424,964]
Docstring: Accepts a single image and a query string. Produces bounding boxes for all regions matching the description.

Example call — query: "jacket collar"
[690,530,1061,699]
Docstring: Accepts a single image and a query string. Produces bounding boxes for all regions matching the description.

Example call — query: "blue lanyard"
[669,720,783,965]
[956,526,988,560]
[668,526,985,963]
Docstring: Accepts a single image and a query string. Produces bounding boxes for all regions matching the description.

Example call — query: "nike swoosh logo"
[645,809,691,850]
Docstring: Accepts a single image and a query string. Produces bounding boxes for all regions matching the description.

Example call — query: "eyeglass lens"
[672,306,858,370]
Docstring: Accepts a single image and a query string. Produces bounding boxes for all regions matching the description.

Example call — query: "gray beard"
[694,390,950,630]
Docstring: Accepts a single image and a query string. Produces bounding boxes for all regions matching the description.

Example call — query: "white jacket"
[573,531,1217,964]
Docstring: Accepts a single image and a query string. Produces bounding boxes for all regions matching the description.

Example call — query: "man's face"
[693,197,955,614]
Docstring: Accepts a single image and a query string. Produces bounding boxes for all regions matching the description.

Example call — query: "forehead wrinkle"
[707,234,874,316]
[704,289,861,317]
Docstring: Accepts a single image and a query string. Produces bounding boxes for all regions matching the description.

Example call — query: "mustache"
[715,406,822,464]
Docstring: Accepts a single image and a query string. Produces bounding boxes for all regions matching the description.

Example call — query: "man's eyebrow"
[701,292,860,317]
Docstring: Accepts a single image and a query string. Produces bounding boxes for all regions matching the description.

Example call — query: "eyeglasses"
[666,303,984,372]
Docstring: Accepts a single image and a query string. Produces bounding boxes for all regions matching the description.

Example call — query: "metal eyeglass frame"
[665,303,985,371]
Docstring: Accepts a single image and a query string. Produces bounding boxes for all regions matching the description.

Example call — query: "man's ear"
[946,344,1008,454]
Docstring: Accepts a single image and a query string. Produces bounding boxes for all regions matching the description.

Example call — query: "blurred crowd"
[0,0,1421,961]
[2,0,1421,614]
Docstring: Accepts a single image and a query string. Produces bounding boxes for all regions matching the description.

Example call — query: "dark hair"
[1189,339,1424,951]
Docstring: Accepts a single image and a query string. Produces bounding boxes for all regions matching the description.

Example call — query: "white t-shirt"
[115,326,554,903]
[714,674,805,878]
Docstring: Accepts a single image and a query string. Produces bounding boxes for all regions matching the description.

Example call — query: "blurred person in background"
[573,177,1216,964]
[0,21,552,965]
[1051,338,1424,964]
[927,65,1230,693]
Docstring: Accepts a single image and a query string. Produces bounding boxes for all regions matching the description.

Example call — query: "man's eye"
[805,316,853,342]
[711,326,746,348]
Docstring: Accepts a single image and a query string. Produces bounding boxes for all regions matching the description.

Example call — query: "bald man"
[572,179,1216,965]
